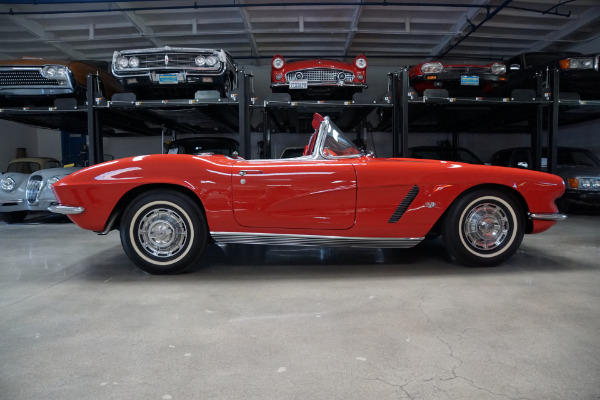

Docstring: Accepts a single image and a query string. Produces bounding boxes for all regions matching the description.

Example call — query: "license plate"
[289,80,308,89]
[158,74,179,84]
[461,75,479,86]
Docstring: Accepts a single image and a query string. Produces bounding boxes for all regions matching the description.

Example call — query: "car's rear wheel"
[441,189,524,267]
[120,190,207,274]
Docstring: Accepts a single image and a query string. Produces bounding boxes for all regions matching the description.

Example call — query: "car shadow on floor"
[74,236,593,283]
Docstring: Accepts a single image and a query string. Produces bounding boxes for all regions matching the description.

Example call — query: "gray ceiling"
[0,0,599,66]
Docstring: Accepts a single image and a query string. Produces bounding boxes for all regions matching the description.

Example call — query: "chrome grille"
[26,175,43,205]
[0,69,61,86]
[444,66,489,74]
[286,68,354,83]
[134,53,202,68]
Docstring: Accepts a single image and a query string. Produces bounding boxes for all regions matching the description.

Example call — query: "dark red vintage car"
[50,114,565,274]
[0,57,123,106]
[270,55,367,100]
[408,60,507,98]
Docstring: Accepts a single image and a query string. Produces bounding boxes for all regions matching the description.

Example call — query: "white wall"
[0,120,42,171]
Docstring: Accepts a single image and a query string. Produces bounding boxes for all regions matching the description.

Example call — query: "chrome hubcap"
[463,203,509,251]
[138,208,187,258]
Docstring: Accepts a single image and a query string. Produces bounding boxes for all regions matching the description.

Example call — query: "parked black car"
[489,147,600,211]
[409,146,484,164]
[112,46,237,100]
[166,137,239,156]
[500,52,600,100]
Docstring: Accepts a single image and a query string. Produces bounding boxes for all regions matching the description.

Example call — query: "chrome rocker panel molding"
[210,232,424,248]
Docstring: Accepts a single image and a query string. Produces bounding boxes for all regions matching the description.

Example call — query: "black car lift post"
[392,70,409,157]
[238,69,252,159]
[86,73,103,166]
[547,69,560,175]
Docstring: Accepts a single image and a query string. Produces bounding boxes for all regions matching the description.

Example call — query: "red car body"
[408,61,508,97]
[51,114,565,274]
[271,55,367,100]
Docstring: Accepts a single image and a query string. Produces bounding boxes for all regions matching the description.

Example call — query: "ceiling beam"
[429,0,490,58]
[526,6,600,52]
[238,1,260,64]
[0,7,85,59]
[114,2,164,47]
[343,3,363,57]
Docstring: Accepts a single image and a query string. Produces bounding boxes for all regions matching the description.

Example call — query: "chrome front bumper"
[48,205,85,215]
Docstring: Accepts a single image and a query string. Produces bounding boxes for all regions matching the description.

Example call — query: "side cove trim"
[388,185,419,223]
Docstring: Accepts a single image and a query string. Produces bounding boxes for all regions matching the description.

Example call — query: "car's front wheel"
[441,189,524,267]
[120,190,207,274]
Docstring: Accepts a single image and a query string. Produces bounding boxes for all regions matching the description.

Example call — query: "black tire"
[0,211,27,224]
[120,190,208,274]
[441,189,524,267]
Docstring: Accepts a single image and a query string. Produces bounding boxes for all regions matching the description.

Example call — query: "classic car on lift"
[0,57,123,106]
[409,146,485,164]
[50,114,566,275]
[270,55,368,100]
[166,137,239,156]
[489,146,600,211]
[408,60,507,98]
[1,158,80,223]
[499,52,600,100]
[111,46,237,100]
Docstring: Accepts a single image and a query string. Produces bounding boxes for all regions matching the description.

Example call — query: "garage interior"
[1,1,599,399]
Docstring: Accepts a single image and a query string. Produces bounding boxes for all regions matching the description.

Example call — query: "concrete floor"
[0,214,599,400]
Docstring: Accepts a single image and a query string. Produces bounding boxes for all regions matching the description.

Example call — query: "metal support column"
[238,69,252,159]
[86,74,103,165]
[548,69,560,175]
[392,70,409,157]
[531,73,544,171]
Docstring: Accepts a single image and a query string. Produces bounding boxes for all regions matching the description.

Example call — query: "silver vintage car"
[1,157,80,223]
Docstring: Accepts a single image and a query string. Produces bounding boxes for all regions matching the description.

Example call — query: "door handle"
[238,170,263,176]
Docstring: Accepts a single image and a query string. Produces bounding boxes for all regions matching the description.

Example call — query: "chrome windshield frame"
[312,116,365,160]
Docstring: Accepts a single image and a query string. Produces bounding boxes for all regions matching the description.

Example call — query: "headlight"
[272,57,284,69]
[568,177,600,190]
[42,65,69,80]
[1,176,15,191]
[195,56,206,67]
[47,176,62,186]
[206,56,219,67]
[355,57,367,69]
[421,62,443,74]
[490,63,506,74]
[44,66,57,77]
[560,58,596,70]
[128,57,140,68]
[117,56,129,69]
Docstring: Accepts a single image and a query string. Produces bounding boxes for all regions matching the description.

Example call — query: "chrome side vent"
[388,185,419,223]
[26,175,43,205]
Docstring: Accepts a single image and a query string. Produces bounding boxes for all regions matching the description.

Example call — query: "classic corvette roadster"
[50,114,566,274]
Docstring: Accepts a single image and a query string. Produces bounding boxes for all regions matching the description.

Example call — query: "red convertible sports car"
[270,55,367,100]
[50,114,566,274]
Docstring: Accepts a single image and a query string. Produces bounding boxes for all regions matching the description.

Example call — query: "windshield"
[558,149,600,167]
[7,161,43,173]
[307,114,363,159]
